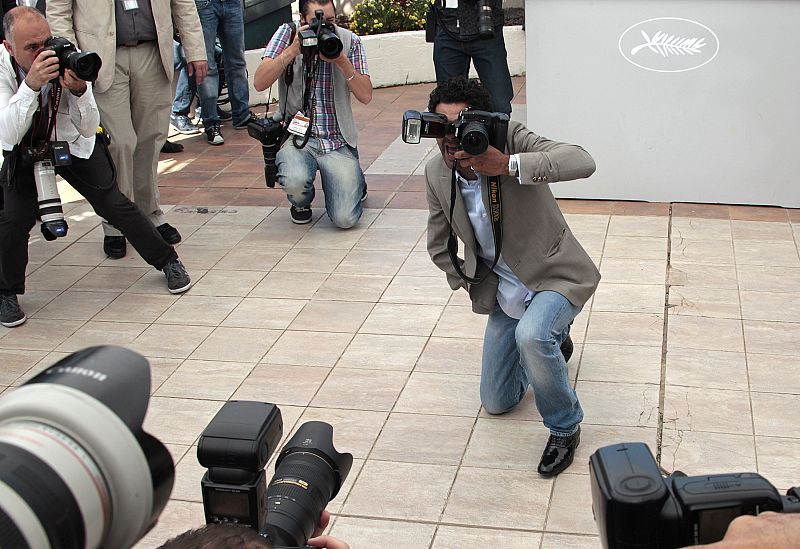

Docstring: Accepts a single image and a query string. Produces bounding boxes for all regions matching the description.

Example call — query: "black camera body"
[402,108,509,156]
[589,442,800,548]
[298,9,343,58]
[198,401,353,548]
[45,36,102,82]
[247,117,285,188]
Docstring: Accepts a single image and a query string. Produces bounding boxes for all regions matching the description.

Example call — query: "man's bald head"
[3,6,47,46]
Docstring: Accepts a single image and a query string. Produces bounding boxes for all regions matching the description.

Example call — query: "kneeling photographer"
[408,76,598,477]
[0,7,193,328]
[252,0,371,228]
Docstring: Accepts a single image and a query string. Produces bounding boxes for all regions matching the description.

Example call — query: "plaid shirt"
[263,23,369,153]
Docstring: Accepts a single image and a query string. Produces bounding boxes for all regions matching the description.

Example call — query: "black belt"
[118,39,155,48]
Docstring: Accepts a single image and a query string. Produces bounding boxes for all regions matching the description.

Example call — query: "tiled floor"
[2,77,799,548]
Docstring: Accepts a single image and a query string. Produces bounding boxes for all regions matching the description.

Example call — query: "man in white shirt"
[0,7,192,328]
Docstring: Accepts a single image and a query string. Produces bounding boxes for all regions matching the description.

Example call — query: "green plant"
[348,0,430,36]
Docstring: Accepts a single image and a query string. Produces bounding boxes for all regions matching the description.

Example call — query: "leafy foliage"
[348,0,430,35]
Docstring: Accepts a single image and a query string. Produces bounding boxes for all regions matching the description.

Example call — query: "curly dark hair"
[427,76,494,113]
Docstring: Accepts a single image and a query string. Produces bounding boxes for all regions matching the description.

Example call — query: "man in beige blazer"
[424,77,600,477]
[47,0,207,258]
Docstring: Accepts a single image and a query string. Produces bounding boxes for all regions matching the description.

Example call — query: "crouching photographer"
[0,7,193,328]
[0,345,352,549]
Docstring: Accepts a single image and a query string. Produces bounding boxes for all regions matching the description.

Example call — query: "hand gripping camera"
[247,116,284,188]
[589,442,800,548]
[198,401,352,548]
[45,36,102,82]
[402,108,509,155]
[297,9,343,58]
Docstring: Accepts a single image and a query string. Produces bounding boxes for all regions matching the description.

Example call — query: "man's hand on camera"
[187,60,208,84]
[306,509,350,549]
[61,68,87,96]
[691,512,800,548]
[453,146,510,177]
[24,49,59,91]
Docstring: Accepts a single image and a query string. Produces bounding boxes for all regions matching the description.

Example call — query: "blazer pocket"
[546,228,567,258]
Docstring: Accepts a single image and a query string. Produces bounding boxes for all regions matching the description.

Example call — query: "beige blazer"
[46,0,206,94]
[425,120,601,314]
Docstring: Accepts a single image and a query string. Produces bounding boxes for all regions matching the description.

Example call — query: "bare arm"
[254,35,300,92]
[331,54,372,104]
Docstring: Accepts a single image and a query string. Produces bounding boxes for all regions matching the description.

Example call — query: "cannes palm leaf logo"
[631,30,707,57]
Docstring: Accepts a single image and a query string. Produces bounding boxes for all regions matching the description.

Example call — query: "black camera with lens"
[297,9,343,59]
[247,116,285,188]
[45,36,102,82]
[589,442,800,548]
[402,108,509,156]
[198,400,352,548]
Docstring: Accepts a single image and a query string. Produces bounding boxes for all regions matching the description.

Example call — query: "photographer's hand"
[691,512,800,548]
[454,145,510,177]
[24,49,59,92]
[61,68,87,97]
[306,510,351,549]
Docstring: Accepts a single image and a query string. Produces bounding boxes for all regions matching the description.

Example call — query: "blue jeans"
[276,138,364,228]
[481,290,583,436]
[433,27,514,115]
[172,41,195,115]
[194,0,250,126]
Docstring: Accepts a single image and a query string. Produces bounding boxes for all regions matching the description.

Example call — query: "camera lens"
[317,28,343,58]
[460,120,490,155]
[263,421,352,547]
[68,51,102,82]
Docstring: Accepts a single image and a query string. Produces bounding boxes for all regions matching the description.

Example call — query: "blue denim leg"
[466,33,513,114]
[317,145,364,228]
[172,41,194,115]
[276,140,318,209]
[481,304,529,414]
[216,0,250,125]
[516,291,583,436]
[433,28,471,83]
[195,0,222,126]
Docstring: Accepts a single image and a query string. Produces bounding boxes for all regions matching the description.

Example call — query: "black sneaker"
[233,111,257,130]
[103,235,126,259]
[0,294,26,328]
[206,124,224,146]
[162,259,192,294]
[161,140,184,154]
[156,223,182,245]
[218,108,232,121]
[290,206,312,224]
[361,182,368,202]
[170,113,200,135]
[537,426,580,477]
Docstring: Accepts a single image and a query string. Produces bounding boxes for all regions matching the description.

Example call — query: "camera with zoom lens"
[45,36,102,82]
[247,116,285,188]
[590,442,800,548]
[21,141,72,240]
[402,108,509,156]
[0,346,175,549]
[199,400,352,548]
[298,9,343,59]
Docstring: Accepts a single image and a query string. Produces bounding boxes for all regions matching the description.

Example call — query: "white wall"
[525,0,800,207]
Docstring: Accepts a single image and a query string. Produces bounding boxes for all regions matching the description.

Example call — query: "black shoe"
[217,108,232,121]
[0,294,26,328]
[538,426,580,477]
[361,182,368,202]
[290,206,312,224]
[156,223,182,245]
[161,140,184,153]
[103,236,126,259]
[560,335,574,363]
[206,124,224,145]
[162,259,192,294]
[233,110,256,130]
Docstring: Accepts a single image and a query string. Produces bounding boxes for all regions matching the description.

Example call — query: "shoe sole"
[104,248,126,259]
[208,139,224,146]
[2,315,27,328]
[174,127,200,135]
[168,280,193,294]
[291,216,312,224]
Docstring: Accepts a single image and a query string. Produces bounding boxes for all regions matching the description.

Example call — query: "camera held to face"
[298,9,343,58]
[45,36,102,82]
[589,442,800,548]
[198,401,352,548]
[402,108,509,156]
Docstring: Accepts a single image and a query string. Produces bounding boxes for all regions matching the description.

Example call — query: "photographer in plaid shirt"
[254,0,372,227]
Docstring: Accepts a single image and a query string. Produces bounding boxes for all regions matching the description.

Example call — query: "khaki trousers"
[94,42,172,236]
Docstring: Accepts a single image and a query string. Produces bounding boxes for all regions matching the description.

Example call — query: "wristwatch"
[507,154,519,177]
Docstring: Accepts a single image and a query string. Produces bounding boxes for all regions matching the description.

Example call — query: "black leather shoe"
[103,236,126,259]
[160,140,184,153]
[560,335,574,363]
[537,426,580,477]
[156,223,182,244]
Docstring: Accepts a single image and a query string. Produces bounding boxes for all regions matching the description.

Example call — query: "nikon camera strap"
[446,168,502,285]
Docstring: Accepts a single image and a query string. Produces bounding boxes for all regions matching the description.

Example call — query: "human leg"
[433,28,471,83]
[217,0,251,126]
[196,0,222,128]
[468,33,514,114]
[480,303,528,414]
[317,145,363,228]
[276,140,318,214]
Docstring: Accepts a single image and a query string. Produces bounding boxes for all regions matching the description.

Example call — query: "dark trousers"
[0,136,177,295]
[433,27,515,115]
